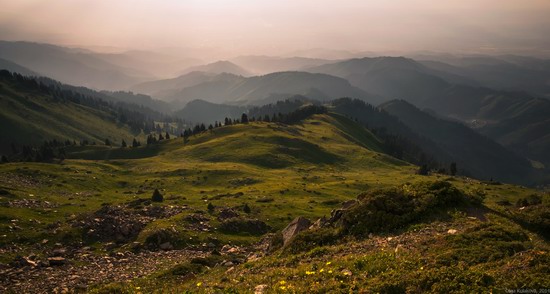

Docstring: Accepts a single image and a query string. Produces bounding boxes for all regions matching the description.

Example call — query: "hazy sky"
[1,0,550,57]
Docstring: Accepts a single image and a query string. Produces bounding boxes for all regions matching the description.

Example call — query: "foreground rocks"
[73,203,187,243]
[281,217,311,245]
[0,249,204,293]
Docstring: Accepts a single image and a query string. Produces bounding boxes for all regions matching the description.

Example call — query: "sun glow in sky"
[1,0,549,57]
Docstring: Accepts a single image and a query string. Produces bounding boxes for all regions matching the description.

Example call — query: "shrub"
[163,262,204,277]
[218,218,270,235]
[283,228,340,254]
[243,203,251,214]
[151,189,163,202]
[342,181,465,236]
[516,194,543,207]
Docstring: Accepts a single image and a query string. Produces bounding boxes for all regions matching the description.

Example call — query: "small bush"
[342,181,465,236]
[151,189,163,202]
[164,262,204,277]
[516,194,543,207]
[218,218,270,235]
[283,228,340,254]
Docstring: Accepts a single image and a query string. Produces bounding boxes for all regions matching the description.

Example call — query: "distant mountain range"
[1,40,549,179]
[230,55,333,75]
[133,71,382,108]
[305,56,550,168]
[178,60,252,77]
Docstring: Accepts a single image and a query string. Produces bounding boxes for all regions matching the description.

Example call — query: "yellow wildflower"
[280,286,287,290]
[196,282,202,287]
[279,280,286,285]
[326,261,332,265]
[305,271,315,275]
[319,268,324,273]
[135,287,141,290]
[328,270,333,274]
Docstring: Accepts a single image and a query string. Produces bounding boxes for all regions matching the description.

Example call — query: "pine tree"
[165,132,170,140]
[132,138,139,148]
[105,138,111,146]
[241,113,249,123]
[207,202,215,212]
[450,162,457,176]
[121,139,127,148]
[243,203,251,213]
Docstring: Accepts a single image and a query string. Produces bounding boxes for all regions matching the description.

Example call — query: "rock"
[255,284,268,294]
[159,242,173,251]
[48,257,67,266]
[447,229,458,234]
[217,208,239,221]
[341,269,353,276]
[13,256,37,267]
[309,216,327,229]
[223,261,234,267]
[52,248,67,256]
[281,217,311,245]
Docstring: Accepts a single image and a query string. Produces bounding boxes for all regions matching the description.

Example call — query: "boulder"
[282,217,311,245]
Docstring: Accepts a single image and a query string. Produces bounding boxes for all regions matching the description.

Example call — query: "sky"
[1,0,550,58]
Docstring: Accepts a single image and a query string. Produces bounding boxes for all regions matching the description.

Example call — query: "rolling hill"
[417,54,550,99]
[307,57,550,170]
[0,71,160,155]
[174,99,246,124]
[164,71,382,108]
[378,99,540,184]
[129,71,221,99]
[178,60,252,77]
[0,58,38,77]
[231,55,333,74]
[0,41,152,90]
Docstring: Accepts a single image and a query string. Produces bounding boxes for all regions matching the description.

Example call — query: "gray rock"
[282,217,311,245]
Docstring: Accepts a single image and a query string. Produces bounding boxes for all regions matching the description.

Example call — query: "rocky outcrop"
[281,217,311,245]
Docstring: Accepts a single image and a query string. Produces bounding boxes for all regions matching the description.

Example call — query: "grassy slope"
[0,113,410,252]
[0,113,547,292]
[0,78,143,153]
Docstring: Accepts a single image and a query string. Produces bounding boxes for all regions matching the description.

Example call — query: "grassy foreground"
[0,113,548,293]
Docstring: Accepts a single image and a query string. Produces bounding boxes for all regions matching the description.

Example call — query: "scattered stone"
[281,217,311,245]
[254,284,268,294]
[47,257,66,266]
[217,208,239,221]
[447,229,458,234]
[341,269,353,276]
[309,216,327,230]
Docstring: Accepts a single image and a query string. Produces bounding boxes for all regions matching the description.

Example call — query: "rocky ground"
[0,248,206,293]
